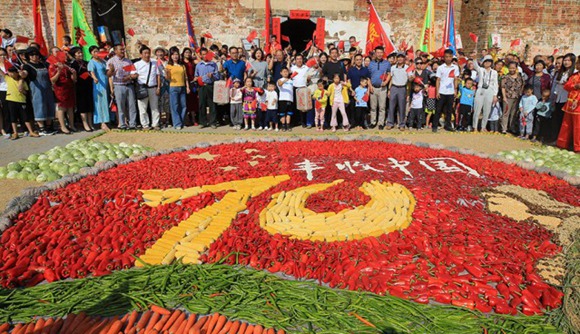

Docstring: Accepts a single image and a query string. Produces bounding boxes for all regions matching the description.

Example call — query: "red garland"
[0,141,576,315]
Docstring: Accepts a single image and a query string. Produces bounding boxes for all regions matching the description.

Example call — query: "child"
[458,78,475,131]
[519,85,538,139]
[241,77,260,130]
[229,79,243,130]
[264,82,279,131]
[312,81,329,131]
[276,68,294,131]
[531,89,552,142]
[327,74,351,132]
[354,77,369,130]
[5,68,39,139]
[424,76,437,128]
[488,99,502,133]
[407,82,425,129]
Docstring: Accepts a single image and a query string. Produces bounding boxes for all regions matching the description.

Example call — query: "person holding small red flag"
[556,60,580,152]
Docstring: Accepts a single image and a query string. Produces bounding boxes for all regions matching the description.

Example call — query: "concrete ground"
[0,125,541,210]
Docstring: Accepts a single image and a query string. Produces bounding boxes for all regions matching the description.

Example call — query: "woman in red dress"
[49,59,77,133]
[182,48,199,126]
[556,60,580,152]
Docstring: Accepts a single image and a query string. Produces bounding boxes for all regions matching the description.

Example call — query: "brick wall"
[2,0,578,57]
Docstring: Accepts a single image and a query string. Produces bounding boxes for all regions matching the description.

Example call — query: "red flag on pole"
[247,30,258,43]
[78,37,87,46]
[245,62,253,72]
[32,0,48,56]
[406,64,415,73]
[552,48,559,55]
[281,35,290,42]
[203,32,213,39]
[55,0,66,48]
[306,57,317,68]
[365,0,396,56]
[510,38,521,48]
[127,28,136,37]
[15,36,30,44]
[337,40,345,50]
[79,71,90,80]
[264,0,272,52]
[123,64,136,72]
[469,32,478,44]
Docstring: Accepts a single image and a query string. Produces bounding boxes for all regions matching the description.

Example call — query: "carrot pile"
[0,306,284,334]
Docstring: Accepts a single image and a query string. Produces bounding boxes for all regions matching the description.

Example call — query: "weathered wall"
[2,0,578,57]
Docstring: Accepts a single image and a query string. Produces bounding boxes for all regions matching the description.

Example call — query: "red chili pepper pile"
[0,141,576,315]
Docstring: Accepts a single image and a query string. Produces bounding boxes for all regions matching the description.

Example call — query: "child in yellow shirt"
[312,81,329,131]
[5,68,38,139]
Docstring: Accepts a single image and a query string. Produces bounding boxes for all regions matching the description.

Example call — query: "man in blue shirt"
[347,54,370,126]
[194,48,221,128]
[367,46,391,129]
[222,46,246,81]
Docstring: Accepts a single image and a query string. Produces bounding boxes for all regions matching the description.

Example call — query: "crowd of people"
[0,27,578,151]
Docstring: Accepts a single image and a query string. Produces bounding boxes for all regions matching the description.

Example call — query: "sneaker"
[379,125,385,130]
[244,126,249,131]
[3,133,10,139]
[252,126,256,130]
[306,125,312,129]
[275,128,279,132]
[211,125,218,129]
[10,133,18,140]
[29,132,40,138]
[258,126,263,131]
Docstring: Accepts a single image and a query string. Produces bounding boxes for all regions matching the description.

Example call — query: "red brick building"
[2,0,579,57]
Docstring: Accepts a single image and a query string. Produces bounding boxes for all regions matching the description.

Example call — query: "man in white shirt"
[134,46,161,130]
[290,54,310,127]
[433,49,460,132]
[387,53,410,130]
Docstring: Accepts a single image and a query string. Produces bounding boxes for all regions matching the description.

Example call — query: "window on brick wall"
[91,0,125,46]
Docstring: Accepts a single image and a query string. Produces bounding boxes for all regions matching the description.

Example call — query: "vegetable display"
[0,139,578,333]
[498,146,580,177]
[0,140,151,182]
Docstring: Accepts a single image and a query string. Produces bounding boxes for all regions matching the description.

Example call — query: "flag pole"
[54,0,57,46]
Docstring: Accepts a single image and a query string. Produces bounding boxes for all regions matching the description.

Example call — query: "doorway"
[91,0,126,45]
[280,19,316,53]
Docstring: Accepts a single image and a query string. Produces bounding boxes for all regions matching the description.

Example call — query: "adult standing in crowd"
[223,46,246,82]
[433,49,459,132]
[21,47,56,135]
[0,48,10,138]
[49,52,77,134]
[521,58,551,100]
[88,46,111,131]
[556,59,580,152]
[471,55,499,132]
[367,46,391,129]
[347,54,370,127]
[500,61,524,134]
[69,47,94,132]
[249,48,267,89]
[388,53,410,130]
[268,50,286,84]
[165,46,190,130]
[182,47,198,126]
[322,47,346,82]
[106,45,138,129]
[290,54,310,127]
[195,47,220,129]
[549,53,576,144]
[411,57,431,86]
[135,45,161,130]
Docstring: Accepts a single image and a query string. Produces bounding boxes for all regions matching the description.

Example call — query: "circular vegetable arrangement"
[1,140,577,321]
[0,140,151,182]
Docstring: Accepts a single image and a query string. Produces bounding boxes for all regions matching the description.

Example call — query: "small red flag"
[315,100,322,109]
[15,36,30,44]
[510,39,521,48]
[78,37,87,46]
[197,76,205,86]
[110,100,118,113]
[337,40,345,50]
[97,51,109,59]
[380,72,389,81]
[430,47,445,59]
[448,70,456,78]
[204,51,215,62]
[406,64,415,73]
[80,71,90,80]
[123,64,136,72]
[281,35,290,42]
[3,60,14,72]
[260,102,268,110]
[246,30,258,43]
[306,57,317,68]
[351,41,360,47]
[250,100,257,110]
[458,57,468,67]
[225,77,232,88]
[303,40,313,52]
[362,93,369,102]
[469,33,478,44]
[552,48,559,55]
[127,28,135,37]
[202,32,213,39]
[255,87,264,94]
[245,62,252,72]
[413,77,424,85]
[56,51,67,63]
[291,71,298,78]
[406,46,415,60]
[46,55,58,65]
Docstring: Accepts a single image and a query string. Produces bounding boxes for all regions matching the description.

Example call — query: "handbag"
[135,62,152,100]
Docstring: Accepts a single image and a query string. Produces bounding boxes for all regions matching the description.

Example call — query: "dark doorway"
[281,19,316,53]
[91,0,125,45]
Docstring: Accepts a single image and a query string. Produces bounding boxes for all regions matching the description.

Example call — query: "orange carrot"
[243,324,255,334]
[236,322,247,334]
[217,321,233,334]
[136,311,152,331]
[181,314,197,334]
[167,311,186,334]
[252,325,263,334]
[190,316,208,331]
[349,312,376,328]
[210,315,227,334]
[59,313,77,334]
[68,312,88,333]
[162,310,182,332]
[120,313,130,324]
[150,305,171,316]
[189,329,201,334]
[11,324,24,334]
[105,320,123,334]
[40,317,54,334]
[33,318,46,333]
[145,312,161,331]
[124,311,139,333]
[126,328,137,334]
[276,330,286,334]
[23,321,36,334]
[226,321,240,334]
[87,318,108,334]
[48,318,63,334]
[174,319,188,334]
[74,317,100,334]
[203,313,219,333]
[153,313,171,332]
[0,324,9,332]
[266,329,275,334]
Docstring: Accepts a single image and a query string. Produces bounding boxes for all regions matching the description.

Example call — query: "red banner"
[272,17,281,46]
[365,1,395,56]
[32,0,48,56]
[315,18,325,50]
[289,10,310,20]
